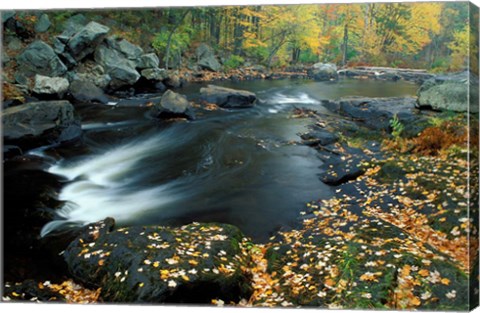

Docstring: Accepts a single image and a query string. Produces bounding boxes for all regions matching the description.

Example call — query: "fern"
[389,114,404,139]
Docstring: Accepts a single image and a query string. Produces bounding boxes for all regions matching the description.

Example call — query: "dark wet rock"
[332,97,421,132]
[3,145,23,159]
[69,79,109,104]
[416,73,476,112]
[94,43,140,89]
[200,85,256,108]
[4,16,32,39]
[150,90,194,120]
[34,13,51,33]
[319,154,367,186]
[64,219,252,303]
[2,100,81,150]
[308,63,338,81]
[196,43,221,72]
[17,41,67,77]
[141,67,168,81]
[57,51,78,69]
[154,81,167,93]
[137,53,160,69]
[300,128,339,146]
[3,280,66,302]
[32,75,70,98]
[67,21,110,61]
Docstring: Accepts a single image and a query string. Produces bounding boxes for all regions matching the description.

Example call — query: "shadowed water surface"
[39,79,417,241]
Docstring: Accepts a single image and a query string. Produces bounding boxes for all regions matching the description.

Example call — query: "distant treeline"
[12,2,477,71]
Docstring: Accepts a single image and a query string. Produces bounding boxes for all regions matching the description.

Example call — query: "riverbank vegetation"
[4,2,471,72]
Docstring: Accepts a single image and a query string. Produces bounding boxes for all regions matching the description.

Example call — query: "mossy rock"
[64,218,253,303]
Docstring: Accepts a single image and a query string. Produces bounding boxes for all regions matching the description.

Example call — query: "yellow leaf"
[418,269,429,277]
[441,278,450,285]
[411,296,421,306]
[153,261,160,268]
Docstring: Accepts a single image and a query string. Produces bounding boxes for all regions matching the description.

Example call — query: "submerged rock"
[63,219,252,303]
[200,85,256,108]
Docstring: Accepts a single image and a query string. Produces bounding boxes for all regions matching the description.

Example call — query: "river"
[35,78,417,241]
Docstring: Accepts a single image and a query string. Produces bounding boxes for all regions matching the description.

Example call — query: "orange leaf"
[441,278,450,285]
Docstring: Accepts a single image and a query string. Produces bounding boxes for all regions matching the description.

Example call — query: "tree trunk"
[342,23,349,66]
[165,10,189,70]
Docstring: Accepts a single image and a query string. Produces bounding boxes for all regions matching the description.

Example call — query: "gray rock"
[34,14,51,33]
[198,55,221,72]
[159,90,190,113]
[32,75,70,97]
[196,43,221,72]
[2,100,76,139]
[150,90,194,120]
[53,38,66,54]
[308,63,338,81]
[67,21,110,61]
[137,53,160,69]
[418,83,469,112]
[3,52,11,65]
[416,72,476,113]
[76,63,112,89]
[164,74,182,88]
[141,67,167,81]
[94,44,140,89]
[7,37,23,51]
[69,79,109,104]
[105,36,143,63]
[2,11,15,22]
[200,85,256,108]
[58,52,78,69]
[14,72,29,86]
[17,41,67,77]
[63,219,252,303]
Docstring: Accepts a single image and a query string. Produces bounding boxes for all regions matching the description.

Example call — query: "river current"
[37,79,417,241]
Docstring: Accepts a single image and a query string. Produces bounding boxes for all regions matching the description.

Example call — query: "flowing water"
[37,79,417,241]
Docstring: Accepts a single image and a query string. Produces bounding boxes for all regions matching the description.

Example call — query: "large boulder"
[2,100,81,149]
[150,90,194,120]
[137,53,160,69]
[308,63,338,81]
[200,85,256,108]
[67,21,110,61]
[196,43,221,72]
[63,219,252,303]
[416,73,477,113]
[69,79,109,104]
[32,75,70,97]
[17,41,67,77]
[105,37,143,65]
[94,44,141,89]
